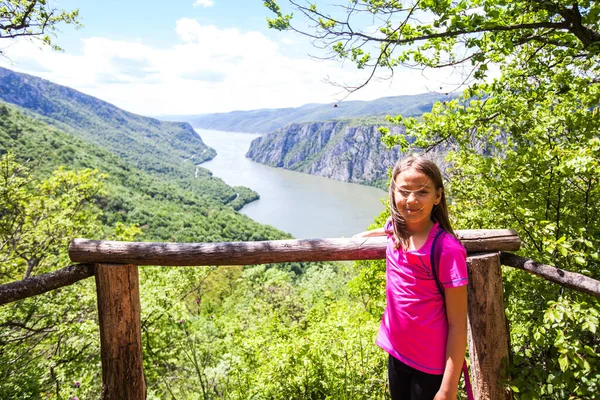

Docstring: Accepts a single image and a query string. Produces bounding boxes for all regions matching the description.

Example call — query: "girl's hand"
[433,389,457,400]
[352,227,386,238]
[352,231,370,238]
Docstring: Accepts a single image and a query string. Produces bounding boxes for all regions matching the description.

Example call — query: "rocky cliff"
[246,120,405,189]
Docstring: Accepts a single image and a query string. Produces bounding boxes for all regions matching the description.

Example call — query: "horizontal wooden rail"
[6,251,599,306]
[0,264,94,306]
[500,252,600,298]
[69,229,520,266]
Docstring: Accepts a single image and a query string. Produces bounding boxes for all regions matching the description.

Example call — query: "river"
[196,129,387,239]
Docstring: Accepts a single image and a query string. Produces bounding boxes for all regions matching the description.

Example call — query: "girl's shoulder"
[439,230,467,256]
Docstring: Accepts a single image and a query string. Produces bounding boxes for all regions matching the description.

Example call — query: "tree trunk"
[95,264,146,400]
[467,253,512,400]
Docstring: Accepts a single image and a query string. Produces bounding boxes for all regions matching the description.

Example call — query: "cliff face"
[246,121,405,189]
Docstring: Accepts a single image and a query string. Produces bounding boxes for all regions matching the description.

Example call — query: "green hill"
[0,66,214,177]
[0,102,287,242]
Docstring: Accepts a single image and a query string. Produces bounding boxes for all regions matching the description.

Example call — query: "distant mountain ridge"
[163,92,452,133]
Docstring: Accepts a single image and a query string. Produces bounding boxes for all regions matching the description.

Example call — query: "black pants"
[388,355,444,400]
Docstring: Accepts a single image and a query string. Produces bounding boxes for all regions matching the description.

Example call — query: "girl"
[354,156,468,400]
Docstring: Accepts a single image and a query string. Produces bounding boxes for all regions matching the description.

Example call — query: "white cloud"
[193,0,214,7]
[0,19,466,116]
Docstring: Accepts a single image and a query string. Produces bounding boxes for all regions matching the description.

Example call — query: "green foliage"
[0,278,103,399]
[0,152,103,279]
[0,0,80,53]
[265,1,599,94]
[141,263,389,400]
[0,153,105,398]
[265,0,292,31]
[508,296,599,399]
[348,210,389,316]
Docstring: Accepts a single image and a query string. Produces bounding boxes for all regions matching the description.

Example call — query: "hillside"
[163,92,452,133]
[0,66,291,241]
[0,102,288,242]
[0,66,215,177]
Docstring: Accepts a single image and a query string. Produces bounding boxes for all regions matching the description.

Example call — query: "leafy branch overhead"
[266,0,600,90]
[0,0,80,52]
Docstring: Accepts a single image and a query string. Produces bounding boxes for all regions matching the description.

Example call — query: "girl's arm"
[436,285,468,400]
[352,227,387,238]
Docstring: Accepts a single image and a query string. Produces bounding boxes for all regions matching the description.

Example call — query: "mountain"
[0,66,215,176]
[246,119,406,189]
[163,92,452,133]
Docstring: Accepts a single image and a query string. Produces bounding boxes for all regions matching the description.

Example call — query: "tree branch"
[307,20,570,46]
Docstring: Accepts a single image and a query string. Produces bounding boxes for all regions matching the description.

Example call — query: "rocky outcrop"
[246,121,406,189]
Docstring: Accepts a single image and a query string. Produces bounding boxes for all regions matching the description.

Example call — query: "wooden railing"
[2,229,599,399]
[67,229,519,400]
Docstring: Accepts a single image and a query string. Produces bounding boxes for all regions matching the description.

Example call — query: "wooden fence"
[2,229,599,399]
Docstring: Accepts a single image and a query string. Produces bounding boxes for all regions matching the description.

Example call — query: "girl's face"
[393,167,442,228]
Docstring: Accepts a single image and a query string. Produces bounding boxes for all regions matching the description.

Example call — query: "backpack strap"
[463,360,475,400]
[431,228,475,400]
[430,228,446,298]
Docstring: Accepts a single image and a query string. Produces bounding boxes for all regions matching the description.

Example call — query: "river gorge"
[196,129,387,239]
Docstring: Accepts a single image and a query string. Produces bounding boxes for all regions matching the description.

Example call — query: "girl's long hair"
[389,156,455,250]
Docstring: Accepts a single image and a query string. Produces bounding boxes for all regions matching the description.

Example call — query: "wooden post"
[466,253,512,400]
[95,264,146,400]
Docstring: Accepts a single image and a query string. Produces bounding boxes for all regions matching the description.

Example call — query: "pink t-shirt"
[376,219,468,374]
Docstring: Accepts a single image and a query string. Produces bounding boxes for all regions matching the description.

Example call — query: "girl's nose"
[406,192,418,203]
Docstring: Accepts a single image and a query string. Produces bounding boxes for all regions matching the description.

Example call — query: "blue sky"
[55,0,286,53]
[0,0,459,116]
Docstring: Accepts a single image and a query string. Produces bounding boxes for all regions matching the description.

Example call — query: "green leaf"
[558,353,569,372]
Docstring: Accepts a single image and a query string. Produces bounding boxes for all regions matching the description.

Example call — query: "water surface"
[197,129,387,239]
